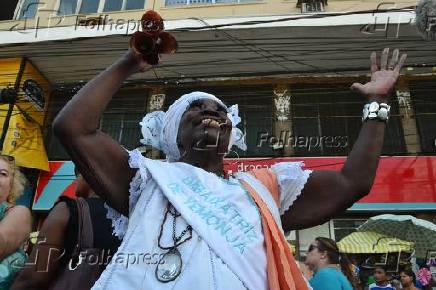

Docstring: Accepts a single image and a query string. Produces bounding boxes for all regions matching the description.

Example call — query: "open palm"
[351,48,407,101]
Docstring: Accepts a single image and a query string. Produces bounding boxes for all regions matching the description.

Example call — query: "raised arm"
[282,48,407,231]
[53,50,151,215]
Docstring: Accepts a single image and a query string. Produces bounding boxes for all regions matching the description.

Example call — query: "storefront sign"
[0,58,50,171]
[33,156,436,211]
[224,156,436,210]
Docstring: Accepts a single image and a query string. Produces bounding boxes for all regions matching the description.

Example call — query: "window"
[1,0,19,21]
[58,0,78,15]
[297,0,327,12]
[290,84,406,157]
[103,0,123,12]
[165,0,258,7]
[411,80,436,153]
[165,86,274,158]
[79,0,99,13]
[125,0,144,9]
[100,90,148,150]
[103,0,145,12]
[57,0,145,15]
[16,0,39,19]
[48,88,147,160]
[332,219,366,242]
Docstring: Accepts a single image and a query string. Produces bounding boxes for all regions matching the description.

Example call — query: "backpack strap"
[75,198,94,250]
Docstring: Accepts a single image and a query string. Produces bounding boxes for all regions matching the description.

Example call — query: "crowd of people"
[296,238,435,290]
[1,42,431,290]
[300,237,436,290]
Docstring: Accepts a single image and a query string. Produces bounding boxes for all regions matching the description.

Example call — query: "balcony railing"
[165,0,257,7]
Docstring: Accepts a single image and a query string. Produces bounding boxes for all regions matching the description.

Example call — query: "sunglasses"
[308,244,318,252]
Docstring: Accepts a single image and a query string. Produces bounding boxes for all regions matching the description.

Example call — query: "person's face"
[75,174,91,198]
[374,268,388,283]
[305,242,325,271]
[177,99,232,157]
[0,159,12,203]
[400,272,413,287]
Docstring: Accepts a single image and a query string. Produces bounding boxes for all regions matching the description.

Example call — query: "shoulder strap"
[249,168,280,208]
[75,198,94,249]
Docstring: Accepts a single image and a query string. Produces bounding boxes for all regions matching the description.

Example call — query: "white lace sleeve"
[104,149,150,239]
[270,162,312,215]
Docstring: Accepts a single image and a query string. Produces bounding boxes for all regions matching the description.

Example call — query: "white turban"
[140,91,247,162]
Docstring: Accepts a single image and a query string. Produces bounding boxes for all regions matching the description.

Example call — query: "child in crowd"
[368,265,396,290]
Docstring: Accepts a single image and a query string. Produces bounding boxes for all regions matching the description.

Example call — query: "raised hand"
[351,48,407,102]
[123,48,153,73]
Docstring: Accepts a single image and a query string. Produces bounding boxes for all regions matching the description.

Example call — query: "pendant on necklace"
[155,247,182,283]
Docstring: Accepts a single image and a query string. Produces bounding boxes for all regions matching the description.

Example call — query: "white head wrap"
[140,91,247,162]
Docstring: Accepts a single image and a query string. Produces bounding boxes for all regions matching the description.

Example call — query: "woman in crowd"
[12,167,121,290]
[0,155,31,289]
[52,41,406,289]
[305,237,357,290]
[400,268,419,290]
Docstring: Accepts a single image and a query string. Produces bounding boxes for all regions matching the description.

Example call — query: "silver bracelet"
[362,101,391,122]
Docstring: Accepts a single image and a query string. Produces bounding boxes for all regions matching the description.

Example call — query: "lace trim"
[104,204,128,239]
[270,162,313,215]
[105,149,150,239]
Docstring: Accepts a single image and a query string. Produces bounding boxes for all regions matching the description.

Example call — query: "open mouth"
[200,118,227,129]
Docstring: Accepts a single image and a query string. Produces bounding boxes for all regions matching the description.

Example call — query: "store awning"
[1,14,435,85]
[337,231,414,254]
[0,11,416,45]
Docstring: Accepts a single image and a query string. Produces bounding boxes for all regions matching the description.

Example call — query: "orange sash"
[240,169,309,290]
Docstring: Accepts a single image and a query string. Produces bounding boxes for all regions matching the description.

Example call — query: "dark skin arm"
[11,202,69,290]
[282,48,407,231]
[52,50,151,216]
